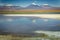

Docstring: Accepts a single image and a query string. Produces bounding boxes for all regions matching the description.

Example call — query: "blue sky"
[0,0,60,7]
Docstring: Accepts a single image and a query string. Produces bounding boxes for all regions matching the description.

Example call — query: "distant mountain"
[25,4,40,9]
[0,4,60,11]
[25,4,60,10]
[41,4,51,8]
[39,4,52,10]
[0,6,23,10]
[24,4,53,10]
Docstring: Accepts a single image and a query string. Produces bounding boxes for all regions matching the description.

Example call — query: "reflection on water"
[0,16,60,31]
[0,16,60,40]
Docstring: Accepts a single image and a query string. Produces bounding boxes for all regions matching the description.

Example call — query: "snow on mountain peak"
[41,4,51,8]
[43,4,49,6]
[32,2,37,5]
[5,4,13,6]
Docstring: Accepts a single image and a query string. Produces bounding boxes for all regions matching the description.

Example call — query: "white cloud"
[7,19,13,22]
[5,4,13,6]
[32,2,37,5]
[44,19,48,22]
[43,4,49,5]
[32,19,36,23]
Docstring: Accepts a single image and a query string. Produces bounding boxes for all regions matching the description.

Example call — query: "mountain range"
[0,4,60,10]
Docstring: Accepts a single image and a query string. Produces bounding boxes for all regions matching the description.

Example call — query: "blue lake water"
[0,16,60,33]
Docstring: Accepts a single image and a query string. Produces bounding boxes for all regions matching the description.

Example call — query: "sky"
[0,0,60,7]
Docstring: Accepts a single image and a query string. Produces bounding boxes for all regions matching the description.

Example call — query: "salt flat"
[3,14,60,19]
